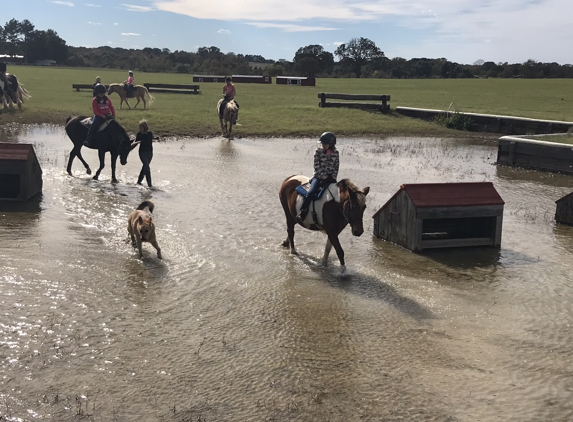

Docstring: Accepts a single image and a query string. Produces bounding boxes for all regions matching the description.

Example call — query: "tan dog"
[128,200,162,259]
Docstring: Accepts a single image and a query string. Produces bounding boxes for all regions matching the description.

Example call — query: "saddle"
[123,84,135,98]
[295,181,335,200]
[80,117,112,132]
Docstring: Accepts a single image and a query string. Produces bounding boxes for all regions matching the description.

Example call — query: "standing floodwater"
[1,125,572,421]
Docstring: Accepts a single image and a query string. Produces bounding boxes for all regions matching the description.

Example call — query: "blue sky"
[6,0,572,65]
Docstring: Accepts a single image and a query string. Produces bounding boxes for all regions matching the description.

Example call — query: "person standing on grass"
[132,119,155,187]
[219,76,239,123]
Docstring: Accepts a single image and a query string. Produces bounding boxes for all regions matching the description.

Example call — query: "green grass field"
[2,66,573,138]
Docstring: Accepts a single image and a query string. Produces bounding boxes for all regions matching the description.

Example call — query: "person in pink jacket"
[83,83,116,147]
[124,70,134,95]
[219,76,239,123]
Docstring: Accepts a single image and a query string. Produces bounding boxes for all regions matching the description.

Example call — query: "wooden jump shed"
[497,136,573,175]
[372,182,504,252]
[276,76,316,86]
[193,75,226,83]
[231,75,272,84]
[555,192,573,225]
[0,143,43,201]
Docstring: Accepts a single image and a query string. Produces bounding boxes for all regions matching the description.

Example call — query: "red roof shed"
[0,143,43,201]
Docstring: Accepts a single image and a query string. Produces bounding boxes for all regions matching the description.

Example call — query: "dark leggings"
[138,151,153,186]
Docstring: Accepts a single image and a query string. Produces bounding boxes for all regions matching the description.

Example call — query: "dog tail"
[137,200,154,213]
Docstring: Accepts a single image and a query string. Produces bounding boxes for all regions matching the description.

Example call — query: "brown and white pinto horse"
[1,74,31,109]
[217,99,238,139]
[279,175,370,273]
[107,83,154,109]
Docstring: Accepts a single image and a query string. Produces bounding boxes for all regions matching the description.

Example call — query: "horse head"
[108,120,133,165]
[338,179,370,236]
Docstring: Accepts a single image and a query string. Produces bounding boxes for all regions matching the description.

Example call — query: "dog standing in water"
[128,200,162,259]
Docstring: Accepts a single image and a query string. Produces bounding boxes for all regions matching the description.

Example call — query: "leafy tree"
[334,37,385,77]
[294,56,320,77]
[293,44,334,75]
[26,29,67,63]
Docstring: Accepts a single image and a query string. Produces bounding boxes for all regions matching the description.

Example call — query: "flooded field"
[1,124,572,421]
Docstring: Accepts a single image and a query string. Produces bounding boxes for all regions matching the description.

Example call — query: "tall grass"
[2,66,572,137]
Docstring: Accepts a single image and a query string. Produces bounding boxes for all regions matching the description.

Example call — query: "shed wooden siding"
[373,182,504,252]
[0,143,43,201]
[193,75,226,83]
[555,192,573,225]
[231,75,272,84]
[276,76,316,86]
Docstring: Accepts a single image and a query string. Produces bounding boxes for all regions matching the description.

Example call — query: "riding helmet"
[128,70,133,75]
[318,131,336,146]
[94,83,106,94]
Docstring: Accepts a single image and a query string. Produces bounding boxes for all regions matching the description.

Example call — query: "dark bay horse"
[217,98,238,139]
[279,175,370,273]
[107,83,154,109]
[1,74,31,109]
[65,116,135,183]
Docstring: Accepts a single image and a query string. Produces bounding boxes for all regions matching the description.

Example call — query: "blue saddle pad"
[295,183,333,199]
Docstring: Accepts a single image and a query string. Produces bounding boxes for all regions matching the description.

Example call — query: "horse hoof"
[111,179,119,184]
[86,168,92,175]
[92,176,99,180]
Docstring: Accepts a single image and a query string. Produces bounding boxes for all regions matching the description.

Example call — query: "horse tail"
[65,116,72,125]
[143,87,154,106]
[18,84,31,100]
[137,200,155,213]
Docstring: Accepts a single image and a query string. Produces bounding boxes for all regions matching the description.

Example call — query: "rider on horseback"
[123,70,134,96]
[219,77,239,124]
[0,62,8,98]
[83,83,116,147]
[296,132,340,223]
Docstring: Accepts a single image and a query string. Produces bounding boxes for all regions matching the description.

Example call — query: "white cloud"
[121,32,141,36]
[218,29,231,34]
[246,22,337,32]
[113,22,118,25]
[87,21,101,25]
[51,1,74,6]
[84,3,101,7]
[121,3,154,12]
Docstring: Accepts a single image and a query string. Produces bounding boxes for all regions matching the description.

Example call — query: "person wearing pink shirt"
[83,84,116,147]
[219,77,239,123]
[123,70,134,96]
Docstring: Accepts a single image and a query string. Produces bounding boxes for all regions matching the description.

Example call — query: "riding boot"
[296,207,308,223]
[83,135,94,147]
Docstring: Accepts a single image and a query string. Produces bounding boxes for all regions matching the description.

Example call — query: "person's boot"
[296,207,308,223]
[83,135,93,147]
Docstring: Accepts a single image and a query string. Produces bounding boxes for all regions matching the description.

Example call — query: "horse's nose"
[352,227,364,237]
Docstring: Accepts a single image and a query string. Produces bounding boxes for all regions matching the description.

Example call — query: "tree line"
[2,18,573,79]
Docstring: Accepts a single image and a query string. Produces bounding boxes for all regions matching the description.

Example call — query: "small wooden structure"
[231,75,272,84]
[318,93,390,112]
[193,75,226,83]
[143,83,200,94]
[72,84,109,91]
[497,136,573,175]
[372,182,504,252]
[0,143,43,201]
[276,76,316,86]
[555,192,573,225]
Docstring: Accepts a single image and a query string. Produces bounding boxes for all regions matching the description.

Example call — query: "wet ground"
[1,124,572,421]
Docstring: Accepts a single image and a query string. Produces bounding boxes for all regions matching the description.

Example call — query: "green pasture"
[2,66,573,138]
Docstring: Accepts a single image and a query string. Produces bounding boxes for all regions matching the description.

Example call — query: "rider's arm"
[108,98,116,116]
[331,150,340,180]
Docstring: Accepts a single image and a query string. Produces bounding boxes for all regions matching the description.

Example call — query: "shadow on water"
[294,253,434,321]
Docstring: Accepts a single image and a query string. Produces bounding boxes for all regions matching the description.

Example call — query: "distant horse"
[65,116,135,183]
[279,175,370,273]
[217,98,238,139]
[0,74,31,109]
[107,83,154,109]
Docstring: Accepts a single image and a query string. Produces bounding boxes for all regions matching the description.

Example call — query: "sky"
[5,0,573,65]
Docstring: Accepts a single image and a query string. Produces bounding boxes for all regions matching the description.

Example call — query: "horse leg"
[228,121,233,140]
[134,97,140,109]
[67,145,92,175]
[219,117,226,136]
[110,153,119,183]
[325,234,345,272]
[93,149,106,180]
[142,97,146,109]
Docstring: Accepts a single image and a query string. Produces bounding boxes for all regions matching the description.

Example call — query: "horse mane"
[338,178,359,192]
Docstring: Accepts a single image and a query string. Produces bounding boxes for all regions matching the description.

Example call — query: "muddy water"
[1,124,572,421]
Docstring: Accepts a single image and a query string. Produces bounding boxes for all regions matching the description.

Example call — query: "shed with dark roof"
[372,182,504,252]
[0,143,43,201]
